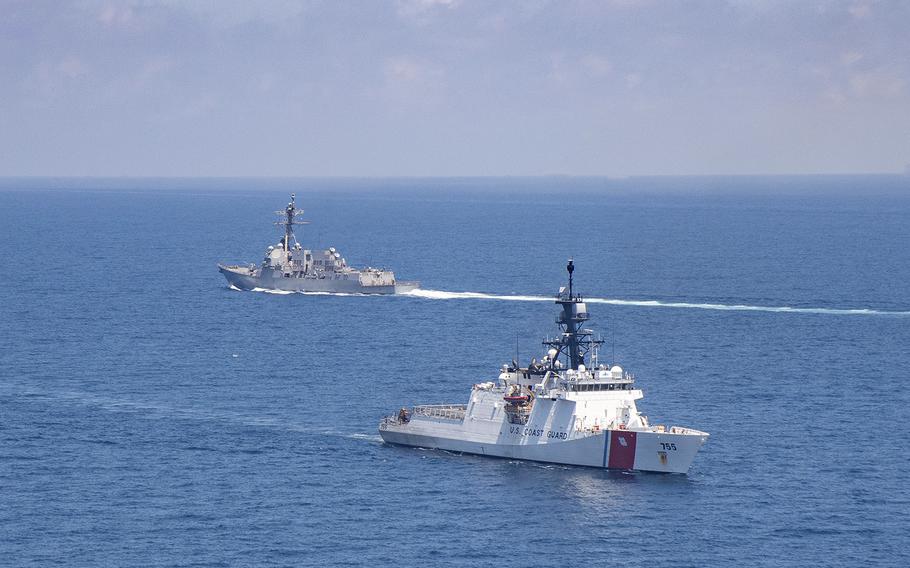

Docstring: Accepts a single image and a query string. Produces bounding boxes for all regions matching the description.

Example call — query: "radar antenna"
[542,259,605,370]
[274,193,310,251]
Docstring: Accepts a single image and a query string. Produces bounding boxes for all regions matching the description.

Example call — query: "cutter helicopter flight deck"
[219,194,419,294]
[380,260,709,473]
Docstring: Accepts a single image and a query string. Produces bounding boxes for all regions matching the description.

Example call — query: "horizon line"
[0,172,908,180]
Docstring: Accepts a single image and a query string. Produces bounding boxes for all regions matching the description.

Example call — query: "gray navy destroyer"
[219,194,419,294]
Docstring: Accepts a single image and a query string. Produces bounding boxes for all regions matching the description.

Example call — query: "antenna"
[611,326,615,366]
[516,333,520,369]
[545,259,603,370]
[592,335,599,367]
[274,193,310,250]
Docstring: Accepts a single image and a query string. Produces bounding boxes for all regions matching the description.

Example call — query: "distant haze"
[2,0,909,177]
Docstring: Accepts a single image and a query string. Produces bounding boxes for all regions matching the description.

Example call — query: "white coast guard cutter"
[380,260,709,473]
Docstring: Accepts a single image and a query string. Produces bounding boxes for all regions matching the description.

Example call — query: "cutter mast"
[543,259,604,370]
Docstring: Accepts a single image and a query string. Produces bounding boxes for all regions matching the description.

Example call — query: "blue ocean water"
[1,177,909,567]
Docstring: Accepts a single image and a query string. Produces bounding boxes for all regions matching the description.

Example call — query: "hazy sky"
[2,0,908,176]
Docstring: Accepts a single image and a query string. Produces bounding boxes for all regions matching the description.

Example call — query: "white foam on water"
[409,289,546,302]
[227,284,909,316]
[250,287,296,295]
[242,286,368,297]
[406,289,910,317]
[346,433,384,443]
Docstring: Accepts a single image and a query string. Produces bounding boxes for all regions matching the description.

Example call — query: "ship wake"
[406,289,910,317]
[229,285,367,297]
[228,284,909,316]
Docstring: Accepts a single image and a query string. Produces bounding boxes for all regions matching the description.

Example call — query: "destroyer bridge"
[379,259,709,474]
[218,194,419,295]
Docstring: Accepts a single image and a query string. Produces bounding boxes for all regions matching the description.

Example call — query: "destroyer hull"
[380,422,707,474]
[219,265,419,295]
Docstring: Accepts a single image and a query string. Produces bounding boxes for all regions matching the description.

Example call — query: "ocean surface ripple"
[1,180,908,567]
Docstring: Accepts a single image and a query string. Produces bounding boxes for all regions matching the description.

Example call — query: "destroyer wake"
[407,289,910,317]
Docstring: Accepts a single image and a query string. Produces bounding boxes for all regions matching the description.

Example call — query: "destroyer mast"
[276,193,309,253]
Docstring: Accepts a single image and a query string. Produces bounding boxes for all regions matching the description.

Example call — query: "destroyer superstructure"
[218,194,419,294]
[380,260,708,473]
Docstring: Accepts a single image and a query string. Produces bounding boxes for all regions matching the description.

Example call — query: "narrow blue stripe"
[602,431,609,468]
